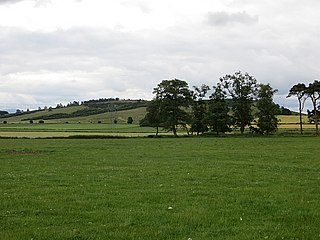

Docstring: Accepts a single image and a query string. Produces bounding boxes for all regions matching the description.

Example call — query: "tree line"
[140,71,280,136]
[287,80,320,135]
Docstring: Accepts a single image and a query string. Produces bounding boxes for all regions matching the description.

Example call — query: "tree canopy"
[143,72,288,136]
[152,79,193,136]
[219,71,258,134]
[256,84,280,135]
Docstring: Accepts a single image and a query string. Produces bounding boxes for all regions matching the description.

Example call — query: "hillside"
[0,99,148,124]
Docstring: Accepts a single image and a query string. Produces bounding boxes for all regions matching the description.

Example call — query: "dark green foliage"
[305,80,320,135]
[3,120,7,124]
[127,116,133,124]
[190,101,208,134]
[219,71,258,134]
[0,110,8,116]
[190,85,210,135]
[207,86,232,135]
[152,79,193,136]
[256,84,280,135]
[83,99,147,109]
[287,83,307,134]
[140,100,162,135]
[307,109,320,124]
[39,120,44,124]
[281,107,292,115]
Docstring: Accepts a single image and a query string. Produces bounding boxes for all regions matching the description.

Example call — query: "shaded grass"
[0,137,319,239]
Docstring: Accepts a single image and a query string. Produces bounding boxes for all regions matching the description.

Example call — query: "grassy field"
[0,123,161,138]
[0,120,318,138]
[0,137,319,239]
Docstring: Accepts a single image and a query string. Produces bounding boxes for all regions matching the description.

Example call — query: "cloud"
[1,0,320,111]
[121,0,152,14]
[207,11,258,26]
[0,0,24,4]
[1,20,320,110]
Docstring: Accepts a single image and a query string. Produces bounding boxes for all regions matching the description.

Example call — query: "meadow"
[0,137,319,239]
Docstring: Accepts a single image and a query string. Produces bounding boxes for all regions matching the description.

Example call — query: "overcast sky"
[0,0,319,111]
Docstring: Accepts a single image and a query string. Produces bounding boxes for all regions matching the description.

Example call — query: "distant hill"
[0,99,148,124]
[0,110,9,116]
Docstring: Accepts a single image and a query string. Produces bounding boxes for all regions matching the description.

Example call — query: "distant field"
[0,137,319,239]
[0,123,160,138]
[278,115,309,124]
[0,114,317,138]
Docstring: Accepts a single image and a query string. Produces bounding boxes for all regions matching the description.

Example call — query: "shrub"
[127,116,133,124]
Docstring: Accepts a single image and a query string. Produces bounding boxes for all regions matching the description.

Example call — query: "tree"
[305,80,320,135]
[280,107,292,115]
[287,83,307,134]
[140,100,162,135]
[152,79,193,136]
[207,85,232,135]
[0,111,9,116]
[190,84,210,135]
[127,116,133,124]
[256,84,280,135]
[219,71,258,134]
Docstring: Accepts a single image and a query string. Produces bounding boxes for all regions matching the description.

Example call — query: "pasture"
[0,137,319,239]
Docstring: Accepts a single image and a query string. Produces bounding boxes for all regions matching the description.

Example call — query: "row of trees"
[287,80,320,135]
[141,71,280,136]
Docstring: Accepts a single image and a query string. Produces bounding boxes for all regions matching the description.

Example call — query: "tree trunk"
[312,100,319,135]
[156,126,159,136]
[299,100,303,134]
[240,124,245,134]
[184,124,190,135]
[172,125,178,137]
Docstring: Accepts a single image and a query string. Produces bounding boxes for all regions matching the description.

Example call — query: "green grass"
[0,123,162,138]
[0,123,154,133]
[0,137,319,239]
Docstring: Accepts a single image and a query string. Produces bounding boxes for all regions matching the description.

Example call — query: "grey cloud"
[1,11,320,110]
[207,11,258,26]
[0,0,24,4]
[0,26,161,107]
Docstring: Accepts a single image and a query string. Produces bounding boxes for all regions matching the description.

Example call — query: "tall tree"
[153,79,193,136]
[140,99,162,135]
[207,85,232,135]
[190,84,210,135]
[305,80,320,135]
[287,83,307,134]
[219,71,258,134]
[256,84,280,135]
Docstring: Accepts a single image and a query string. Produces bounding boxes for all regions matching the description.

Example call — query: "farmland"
[0,137,319,239]
[0,111,317,138]
[1,106,319,239]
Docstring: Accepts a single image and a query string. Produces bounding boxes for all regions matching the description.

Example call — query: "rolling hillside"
[0,100,148,124]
